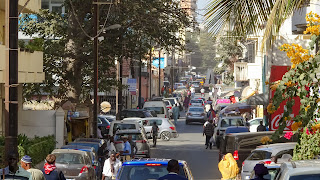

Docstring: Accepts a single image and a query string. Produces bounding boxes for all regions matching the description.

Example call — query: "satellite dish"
[101,101,111,113]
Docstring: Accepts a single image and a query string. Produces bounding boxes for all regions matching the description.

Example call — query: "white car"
[141,117,178,141]
[241,142,296,180]
[143,101,169,119]
[248,118,269,132]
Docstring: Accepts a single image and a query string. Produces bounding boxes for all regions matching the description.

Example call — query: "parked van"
[143,101,169,118]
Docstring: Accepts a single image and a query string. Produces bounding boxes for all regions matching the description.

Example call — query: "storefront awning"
[247,93,269,106]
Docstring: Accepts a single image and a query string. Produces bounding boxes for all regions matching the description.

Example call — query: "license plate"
[245,176,250,179]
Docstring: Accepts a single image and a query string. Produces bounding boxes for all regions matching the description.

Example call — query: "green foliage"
[0,135,56,168]
[19,0,190,103]
[293,128,320,160]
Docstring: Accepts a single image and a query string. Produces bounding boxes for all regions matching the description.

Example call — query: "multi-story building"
[0,0,44,134]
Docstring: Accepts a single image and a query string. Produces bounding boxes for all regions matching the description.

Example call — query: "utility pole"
[119,59,123,113]
[93,0,99,138]
[158,50,161,96]
[5,0,19,161]
[149,48,152,99]
[138,54,142,109]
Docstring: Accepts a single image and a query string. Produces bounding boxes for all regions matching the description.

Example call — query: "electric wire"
[68,0,113,39]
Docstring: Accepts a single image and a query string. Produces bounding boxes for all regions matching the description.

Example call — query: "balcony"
[0,45,45,83]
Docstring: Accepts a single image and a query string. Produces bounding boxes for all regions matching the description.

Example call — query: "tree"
[20,0,191,104]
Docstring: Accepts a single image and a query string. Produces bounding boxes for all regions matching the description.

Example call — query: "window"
[113,123,137,133]
[144,107,164,114]
[55,153,84,164]
[250,120,260,126]
[148,119,162,126]
[115,133,143,141]
[247,150,272,160]
[189,108,203,112]
[246,40,255,63]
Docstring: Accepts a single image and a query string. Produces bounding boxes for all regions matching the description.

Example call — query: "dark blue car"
[116,159,194,180]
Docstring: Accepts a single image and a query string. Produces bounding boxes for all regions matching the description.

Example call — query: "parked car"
[97,116,110,136]
[109,120,144,137]
[141,117,178,141]
[186,106,207,125]
[60,145,102,179]
[241,143,296,180]
[189,99,204,107]
[163,100,173,118]
[143,101,169,118]
[116,159,194,180]
[275,160,320,180]
[249,164,281,180]
[52,149,96,180]
[214,116,245,148]
[119,109,153,120]
[114,129,151,158]
[163,97,182,111]
[219,131,298,172]
[248,117,269,132]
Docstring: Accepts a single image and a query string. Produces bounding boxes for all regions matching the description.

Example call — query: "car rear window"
[167,99,175,105]
[113,123,137,133]
[118,165,186,180]
[189,108,203,112]
[191,100,202,103]
[220,118,244,127]
[143,111,153,117]
[55,153,84,164]
[164,101,169,106]
[144,107,164,114]
[247,150,272,160]
[115,133,143,141]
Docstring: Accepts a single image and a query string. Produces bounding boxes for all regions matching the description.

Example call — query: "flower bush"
[268,12,320,160]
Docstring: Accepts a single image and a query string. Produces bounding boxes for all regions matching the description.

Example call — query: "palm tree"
[205,0,306,43]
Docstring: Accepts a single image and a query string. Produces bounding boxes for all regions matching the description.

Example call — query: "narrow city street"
[151,94,221,180]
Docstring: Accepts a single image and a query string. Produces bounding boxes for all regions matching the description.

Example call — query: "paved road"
[151,96,222,180]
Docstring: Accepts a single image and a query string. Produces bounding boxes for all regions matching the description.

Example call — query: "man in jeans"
[203,120,214,149]
[151,121,159,147]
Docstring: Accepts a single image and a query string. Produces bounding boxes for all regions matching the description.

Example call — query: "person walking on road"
[121,136,131,161]
[128,135,138,159]
[102,151,122,180]
[200,87,205,97]
[183,96,190,111]
[203,120,214,149]
[218,153,239,180]
[207,105,216,122]
[151,121,159,147]
[173,104,179,126]
[42,154,66,180]
[190,86,195,98]
[158,159,187,180]
[21,155,45,180]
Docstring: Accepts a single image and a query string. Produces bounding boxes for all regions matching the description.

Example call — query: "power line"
[68,0,113,39]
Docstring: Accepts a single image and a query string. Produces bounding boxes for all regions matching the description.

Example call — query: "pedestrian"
[218,153,239,180]
[183,96,189,111]
[158,159,187,180]
[151,121,159,147]
[200,87,205,97]
[97,126,103,139]
[173,104,179,125]
[42,154,66,180]
[107,136,117,157]
[203,120,214,149]
[190,86,195,98]
[0,153,32,179]
[120,136,131,161]
[128,135,138,159]
[21,155,45,180]
[102,151,122,180]
[207,105,216,121]
[257,121,266,132]
[252,163,269,180]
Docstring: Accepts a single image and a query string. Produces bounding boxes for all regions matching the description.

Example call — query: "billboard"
[270,66,300,131]
[152,57,165,69]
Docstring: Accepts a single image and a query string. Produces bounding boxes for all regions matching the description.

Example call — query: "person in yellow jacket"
[218,153,239,180]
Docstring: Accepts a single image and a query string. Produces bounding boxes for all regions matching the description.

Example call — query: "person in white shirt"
[190,87,195,98]
[102,151,122,180]
[200,88,205,97]
[107,137,116,157]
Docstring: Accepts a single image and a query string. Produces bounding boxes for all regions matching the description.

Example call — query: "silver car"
[186,106,207,124]
[241,142,296,180]
[114,129,151,158]
[189,99,204,107]
[141,117,178,141]
[52,149,96,180]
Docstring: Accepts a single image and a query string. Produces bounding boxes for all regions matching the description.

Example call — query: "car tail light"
[80,166,89,173]
[115,141,123,144]
[264,161,272,164]
[202,103,204,106]
[169,106,172,109]
[106,125,110,129]
[242,161,245,167]
[189,103,191,105]
[170,127,175,130]
[165,115,167,118]
[145,163,162,166]
[233,150,239,160]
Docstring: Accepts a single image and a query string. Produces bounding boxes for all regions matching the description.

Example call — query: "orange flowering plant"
[268,12,320,160]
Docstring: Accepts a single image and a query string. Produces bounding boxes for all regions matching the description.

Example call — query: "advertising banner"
[270,66,301,131]
[152,57,165,69]
[127,79,137,95]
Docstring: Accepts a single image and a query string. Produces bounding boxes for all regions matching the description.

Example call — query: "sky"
[197,0,209,24]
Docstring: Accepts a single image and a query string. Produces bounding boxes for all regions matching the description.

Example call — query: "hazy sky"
[197,0,209,23]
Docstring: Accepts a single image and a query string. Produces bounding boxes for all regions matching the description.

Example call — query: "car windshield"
[289,174,320,180]
[115,133,143,141]
[164,101,170,106]
[189,108,203,112]
[118,165,186,180]
[55,153,84,164]
[177,86,186,89]
[220,118,244,127]
[144,107,164,114]
[191,100,202,103]
[192,82,200,85]
[247,150,272,160]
